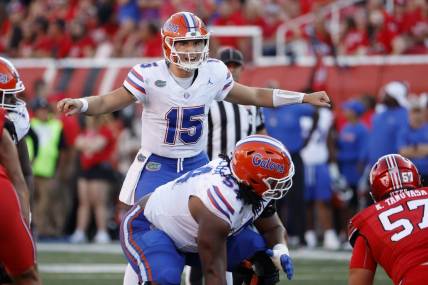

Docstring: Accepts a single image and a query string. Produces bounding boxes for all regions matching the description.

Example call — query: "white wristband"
[78,98,89,113]
[273,243,290,256]
[272,89,305,107]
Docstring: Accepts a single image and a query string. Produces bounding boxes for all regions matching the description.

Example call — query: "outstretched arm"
[226,82,331,108]
[189,196,230,285]
[57,87,137,116]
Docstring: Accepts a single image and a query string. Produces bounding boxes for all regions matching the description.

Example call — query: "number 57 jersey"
[348,188,428,284]
[123,59,234,158]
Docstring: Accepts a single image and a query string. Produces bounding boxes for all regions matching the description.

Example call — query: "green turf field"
[37,243,390,285]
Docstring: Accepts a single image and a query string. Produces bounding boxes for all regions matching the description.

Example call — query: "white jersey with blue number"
[143,159,271,252]
[123,59,234,158]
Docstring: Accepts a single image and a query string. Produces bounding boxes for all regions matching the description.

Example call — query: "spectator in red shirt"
[68,21,96,58]
[367,8,398,54]
[211,1,245,49]
[339,15,369,55]
[70,114,115,244]
[33,19,72,58]
[139,22,162,57]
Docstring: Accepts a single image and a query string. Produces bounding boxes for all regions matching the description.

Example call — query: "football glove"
[265,244,293,280]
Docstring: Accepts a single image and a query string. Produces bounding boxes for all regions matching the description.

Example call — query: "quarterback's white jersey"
[123,59,234,158]
[143,159,270,252]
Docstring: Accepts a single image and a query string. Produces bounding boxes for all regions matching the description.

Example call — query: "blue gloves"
[266,244,294,280]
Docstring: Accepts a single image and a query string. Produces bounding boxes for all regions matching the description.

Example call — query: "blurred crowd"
[0,0,427,59]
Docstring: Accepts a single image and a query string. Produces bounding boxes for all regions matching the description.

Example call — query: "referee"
[206,47,265,160]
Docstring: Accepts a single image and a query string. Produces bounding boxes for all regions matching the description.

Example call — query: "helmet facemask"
[163,34,210,71]
[0,86,27,117]
[262,161,295,200]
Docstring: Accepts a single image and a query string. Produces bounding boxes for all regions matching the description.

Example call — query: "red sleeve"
[349,235,377,272]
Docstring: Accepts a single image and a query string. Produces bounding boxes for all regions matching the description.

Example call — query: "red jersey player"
[348,154,428,285]
[0,109,40,284]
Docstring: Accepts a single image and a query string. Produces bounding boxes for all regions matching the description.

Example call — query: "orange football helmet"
[0,57,26,114]
[231,135,295,200]
[161,12,210,71]
[369,154,421,202]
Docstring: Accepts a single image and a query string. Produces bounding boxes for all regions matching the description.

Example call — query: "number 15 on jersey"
[164,106,205,145]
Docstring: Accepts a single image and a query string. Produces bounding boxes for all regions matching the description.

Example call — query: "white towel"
[119,149,152,205]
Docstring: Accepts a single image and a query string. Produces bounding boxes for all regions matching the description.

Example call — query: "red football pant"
[0,178,36,277]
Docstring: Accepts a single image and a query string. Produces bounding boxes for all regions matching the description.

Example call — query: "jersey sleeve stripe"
[130,68,144,83]
[222,81,232,91]
[212,185,235,214]
[127,72,145,88]
[207,188,231,221]
[226,72,231,80]
[125,77,146,95]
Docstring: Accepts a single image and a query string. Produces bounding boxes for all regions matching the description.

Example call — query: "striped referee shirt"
[206,101,264,160]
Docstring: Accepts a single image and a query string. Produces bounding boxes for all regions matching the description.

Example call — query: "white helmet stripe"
[391,155,403,189]
[184,12,196,32]
[386,155,400,190]
[384,155,395,189]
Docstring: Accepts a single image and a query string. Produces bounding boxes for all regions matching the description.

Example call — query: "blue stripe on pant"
[121,205,185,285]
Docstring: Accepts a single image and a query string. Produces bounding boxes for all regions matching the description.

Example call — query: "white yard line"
[39,264,126,273]
[37,242,351,260]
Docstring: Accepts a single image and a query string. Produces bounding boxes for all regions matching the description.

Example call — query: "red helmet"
[370,154,421,202]
[161,12,210,71]
[231,135,295,200]
[0,57,26,114]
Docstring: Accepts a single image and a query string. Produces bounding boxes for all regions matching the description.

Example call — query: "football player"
[120,135,294,285]
[0,106,40,285]
[0,57,40,284]
[348,154,428,285]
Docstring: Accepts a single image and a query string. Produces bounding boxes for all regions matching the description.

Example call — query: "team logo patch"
[0,73,9,84]
[164,22,179,33]
[252,153,284,173]
[380,176,390,187]
[155,80,167,87]
[146,162,161,171]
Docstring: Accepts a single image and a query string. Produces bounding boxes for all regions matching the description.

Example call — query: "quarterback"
[57,11,330,205]
[121,135,295,285]
[348,154,428,285]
